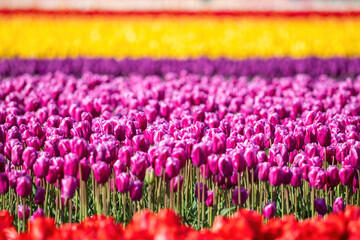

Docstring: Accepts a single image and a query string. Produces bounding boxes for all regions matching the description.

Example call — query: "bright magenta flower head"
[16,175,32,198]
[263,202,276,219]
[92,161,110,184]
[61,176,77,200]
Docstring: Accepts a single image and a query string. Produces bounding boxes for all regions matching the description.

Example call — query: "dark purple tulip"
[317,125,331,147]
[129,180,143,201]
[64,153,79,177]
[61,176,77,199]
[282,166,292,185]
[326,165,340,187]
[258,162,271,182]
[205,191,214,207]
[333,197,345,214]
[33,156,50,178]
[290,167,302,187]
[22,147,38,170]
[125,121,136,140]
[191,143,206,167]
[263,202,276,219]
[30,208,45,221]
[16,175,32,198]
[195,182,208,202]
[135,112,147,131]
[170,175,183,192]
[18,205,30,220]
[314,198,327,216]
[339,166,355,186]
[0,154,5,173]
[232,186,248,205]
[92,161,110,184]
[218,155,233,178]
[269,166,283,187]
[34,187,45,205]
[0,173,9,194]
[294,132,305,150]
[115,172,130,193]
[114,123,126,142]
[165,157,180,180]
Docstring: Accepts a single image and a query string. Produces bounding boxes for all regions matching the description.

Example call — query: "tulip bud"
[34,187,45,205]
[317,125,331,147]
[16,175,32,197]
[232,186,248,206]
[145,167,155,184]
[258,162,271,182]
[18,205,30,220]
[33,156,50,178]
[339,166,355,186]
[92,161,110,184]
[170,175,183,192]
[269,166,283,187]
[0,173,9,194]
[30,208,45,221]
[218,155,233,178]
[129,180,143,201]
[263,202,276,219]
[314,198,327,216]
[115,172,130,193]
[61,176,77,199]
[333,197,345,214]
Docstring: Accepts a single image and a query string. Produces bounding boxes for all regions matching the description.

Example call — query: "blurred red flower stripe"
[1,9,360,17]
[0,207,359,239]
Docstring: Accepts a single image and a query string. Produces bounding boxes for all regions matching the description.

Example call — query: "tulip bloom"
[263,202,276,219]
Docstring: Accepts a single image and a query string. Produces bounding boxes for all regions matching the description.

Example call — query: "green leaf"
[220,207,236,216]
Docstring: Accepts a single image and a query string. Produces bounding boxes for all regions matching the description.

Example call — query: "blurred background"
[1,0,360,11]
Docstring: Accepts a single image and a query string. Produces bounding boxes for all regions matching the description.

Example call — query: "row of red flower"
[1,207,360,240]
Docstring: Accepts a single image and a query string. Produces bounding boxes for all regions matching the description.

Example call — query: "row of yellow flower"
[1,14,360,58]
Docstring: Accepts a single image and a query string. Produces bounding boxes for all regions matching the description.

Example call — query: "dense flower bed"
[1,57,360,77]
[1,207,360,240]
[1,12,360,57]
[0,69,360,232]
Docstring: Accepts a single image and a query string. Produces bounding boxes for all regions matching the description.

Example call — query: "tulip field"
[2,9,360,239]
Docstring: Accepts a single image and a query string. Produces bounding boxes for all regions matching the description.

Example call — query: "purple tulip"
[16,175,32,198]
[231,150,246,173]
[33,156,50,178]
[61,176,77,199]
[115,172,130,193]
[268,166,283,187]
[129,180,143,201]
[30,208,45,221]
[263,202,276,219]
[205,190,214,207]
[317,125,331,147]
[165,157,180,180]
[0,173,9,194]
[314,198,327,216]
[232,186,248,205]
[326,165,340,188]
[22,147,38,170]
[258,162,271,182]
[34,187,45,205]
[333,197,345,214]
[218,155,233,178]
[18,205,30,220]
[339,166,355,186]
[281,166,292,185]
[290,167,302,187]
[212,133,226,154]
[92,161,111,184]
[244,148,257,169]
[64,153,79,177]
[191,143,206,167]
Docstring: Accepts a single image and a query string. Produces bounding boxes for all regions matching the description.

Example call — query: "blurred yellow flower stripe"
[1,13,360,58]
